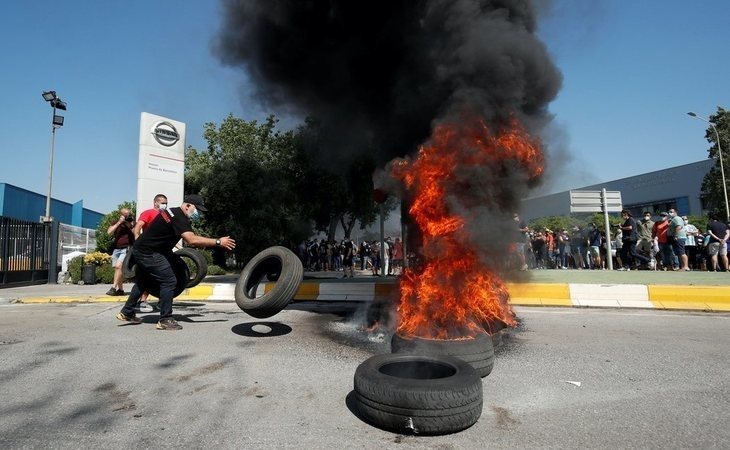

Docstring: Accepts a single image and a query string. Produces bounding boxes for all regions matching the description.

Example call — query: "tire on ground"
[235,246,303,319]
[175,247,208,288]
[391,333,495,378]
[352,353,482,435]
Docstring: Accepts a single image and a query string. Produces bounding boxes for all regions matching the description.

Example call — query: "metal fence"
[0,216,57,287]
[58,223,97,272]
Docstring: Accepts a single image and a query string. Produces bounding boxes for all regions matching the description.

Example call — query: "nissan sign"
[151,121,180,147]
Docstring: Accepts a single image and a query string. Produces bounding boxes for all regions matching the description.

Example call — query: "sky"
[0,0,728,215]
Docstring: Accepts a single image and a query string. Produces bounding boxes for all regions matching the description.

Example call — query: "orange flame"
[392,114,543,339]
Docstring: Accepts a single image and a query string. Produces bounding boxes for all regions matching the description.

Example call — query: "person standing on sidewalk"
[131,194,168,312]
[115,194,235,330]
[618,209,650,270]
[342,238,355,278]
[106,208,135,296]
[667,208,689,271]
[637,212,655,268]
[682,215,699,270]
[706,213,730,271]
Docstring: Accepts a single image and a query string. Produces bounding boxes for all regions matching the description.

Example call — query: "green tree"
[185,115,314,263]
[699,107,730,217]
[95,201,136,253]
[295,118,394,241]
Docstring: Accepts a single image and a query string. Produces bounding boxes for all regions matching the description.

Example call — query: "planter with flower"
[80,251,113,285]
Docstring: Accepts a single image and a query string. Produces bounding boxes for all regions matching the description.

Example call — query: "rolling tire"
[121,250,137,281]
[391,333,495,378]
[235,246,303,319]
[352,353,482,435]
[175,247,208,288]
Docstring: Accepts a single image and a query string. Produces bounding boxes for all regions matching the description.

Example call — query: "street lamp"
[42,90,67,222]
[687,111,729,221]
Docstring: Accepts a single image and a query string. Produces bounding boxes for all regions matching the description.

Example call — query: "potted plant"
[81,251,112,285]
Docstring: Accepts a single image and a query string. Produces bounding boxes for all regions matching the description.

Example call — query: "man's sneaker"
[136,302,155,312]
[106,287,118,296]
[115,312,142,324]
[115,289,125,296]
[156,318,182,331]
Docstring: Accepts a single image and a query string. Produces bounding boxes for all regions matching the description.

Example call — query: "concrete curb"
[15,281,730,312]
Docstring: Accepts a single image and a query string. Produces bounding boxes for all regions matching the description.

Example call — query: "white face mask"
[159,203,168,211]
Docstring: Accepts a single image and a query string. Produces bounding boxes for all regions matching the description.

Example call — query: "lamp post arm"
[710,122,730,222]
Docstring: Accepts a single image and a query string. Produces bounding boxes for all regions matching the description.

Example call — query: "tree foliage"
[185,115,314,262]
[185,114,395,263]
[699,107,730,217]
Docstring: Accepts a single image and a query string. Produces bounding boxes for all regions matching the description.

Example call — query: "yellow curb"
[648,285,730,311]
[506,283,572,306]
[20,296,125,304]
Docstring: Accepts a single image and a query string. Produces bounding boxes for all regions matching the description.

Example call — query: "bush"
[67,255,85,283]
[68,255,114,284]
[95,264,115,284]
[208,264,226,275]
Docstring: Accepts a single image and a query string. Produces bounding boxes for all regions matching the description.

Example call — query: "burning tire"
[235,246,303,319]
[352,353,482,435]
[391,333,495,378]
[175,248,208,288]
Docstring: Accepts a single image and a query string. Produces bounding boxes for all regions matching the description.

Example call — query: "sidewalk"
[3,268,730,312]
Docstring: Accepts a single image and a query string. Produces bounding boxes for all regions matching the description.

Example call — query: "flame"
[392,114,543,339]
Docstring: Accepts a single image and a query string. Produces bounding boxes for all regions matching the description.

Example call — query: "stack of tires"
[351,353,483,435]
[391,332,495,378]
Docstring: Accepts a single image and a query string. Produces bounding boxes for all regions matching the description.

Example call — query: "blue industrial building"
[521,160,715,221]
[0,183,103,228]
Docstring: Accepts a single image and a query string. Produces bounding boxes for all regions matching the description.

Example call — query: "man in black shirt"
[116,194,235,330]
[619,209,650,270]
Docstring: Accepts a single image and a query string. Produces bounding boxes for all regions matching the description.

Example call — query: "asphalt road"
[1,301,728,449]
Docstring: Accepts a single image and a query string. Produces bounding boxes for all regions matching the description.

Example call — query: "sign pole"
[602,188,613,271]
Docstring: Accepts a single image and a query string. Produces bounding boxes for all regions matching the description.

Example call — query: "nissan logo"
[151,121,180,146]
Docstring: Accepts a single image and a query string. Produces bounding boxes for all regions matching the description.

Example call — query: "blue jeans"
[121,250,177,318]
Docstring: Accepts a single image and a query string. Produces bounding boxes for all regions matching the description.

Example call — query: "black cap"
[183,194,207,211]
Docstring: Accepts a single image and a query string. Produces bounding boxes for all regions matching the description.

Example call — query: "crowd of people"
[517,210,730,272]
[296,237,404,277]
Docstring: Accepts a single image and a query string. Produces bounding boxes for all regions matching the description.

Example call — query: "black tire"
[352,353,482,435]
[121,250,137,281]
[391,333,495,378]
[137,253,189,299]
[175,248,208,288]
[235,246,303,319]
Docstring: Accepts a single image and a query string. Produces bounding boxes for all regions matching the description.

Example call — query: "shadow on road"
[231,322,293,338]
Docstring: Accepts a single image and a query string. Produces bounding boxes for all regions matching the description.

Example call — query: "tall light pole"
[687,112,729,221]
[41,91,67,222]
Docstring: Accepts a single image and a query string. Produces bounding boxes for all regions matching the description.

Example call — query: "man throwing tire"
[115,194,235,330]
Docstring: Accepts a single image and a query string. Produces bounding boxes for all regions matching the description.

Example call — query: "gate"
[0,217,59,287]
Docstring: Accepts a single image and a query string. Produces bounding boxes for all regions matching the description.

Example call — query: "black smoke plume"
[215,0,561,166]
[216,0,562,274]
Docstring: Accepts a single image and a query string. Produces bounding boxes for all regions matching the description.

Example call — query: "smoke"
[215,0,561,167]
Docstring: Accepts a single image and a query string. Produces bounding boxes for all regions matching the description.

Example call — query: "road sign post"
[569,189,622,270]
